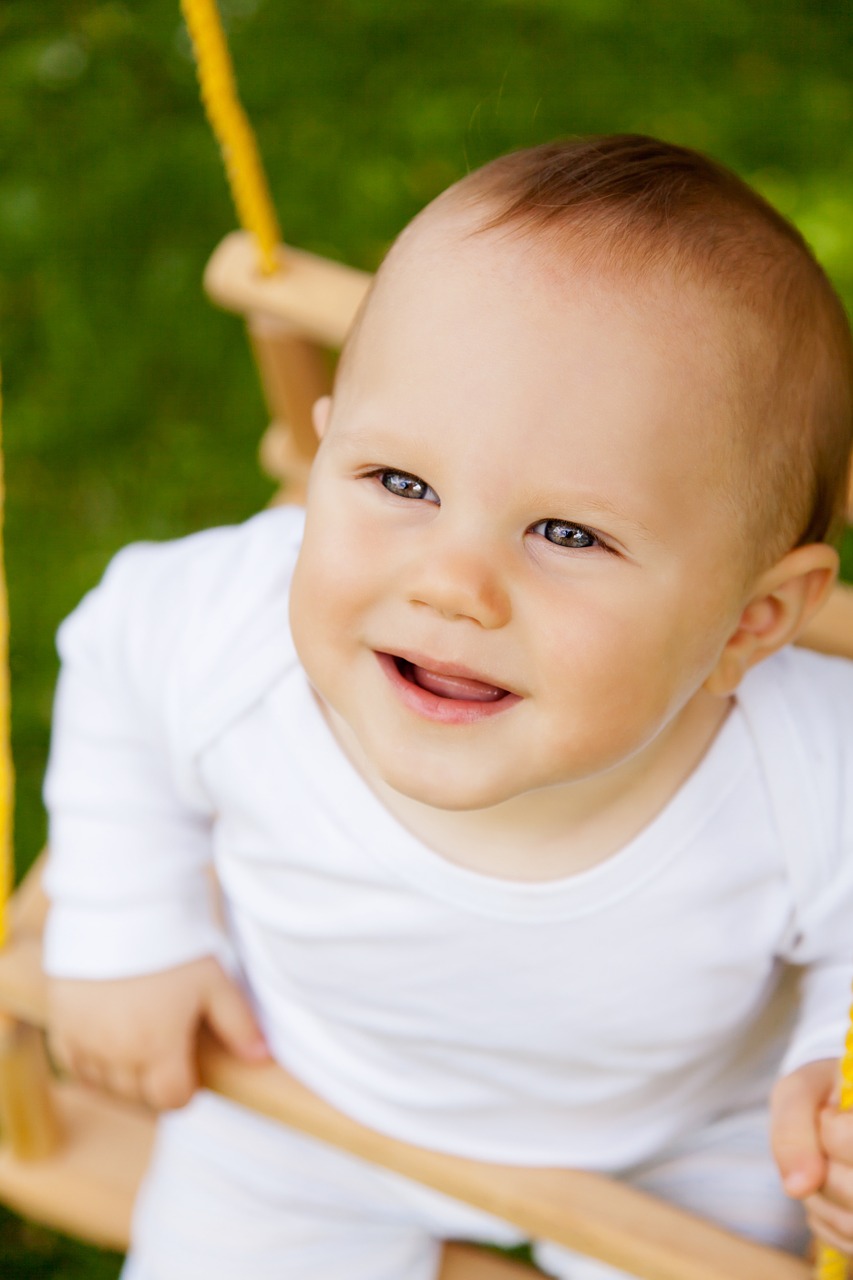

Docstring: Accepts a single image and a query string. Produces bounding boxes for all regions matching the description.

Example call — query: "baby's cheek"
[290,538,373,688]
[289,548,337,671]
[538,623,688,765]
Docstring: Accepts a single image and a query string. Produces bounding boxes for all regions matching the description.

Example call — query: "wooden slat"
[204,231,370,348]
[248,314,328,503]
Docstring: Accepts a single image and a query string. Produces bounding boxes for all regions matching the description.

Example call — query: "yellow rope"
[0,368,14,949]
[181,0,283,274]
[815,1001,853,1279]
[818,1252,849,1280]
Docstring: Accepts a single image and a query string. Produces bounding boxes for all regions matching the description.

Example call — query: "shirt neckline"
[286,671,752,922]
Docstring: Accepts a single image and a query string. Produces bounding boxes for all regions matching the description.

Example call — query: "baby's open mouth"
[393,656,510,703]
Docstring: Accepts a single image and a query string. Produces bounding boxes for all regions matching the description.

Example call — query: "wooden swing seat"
[0,862,813,1279]
[0,230,850,1280]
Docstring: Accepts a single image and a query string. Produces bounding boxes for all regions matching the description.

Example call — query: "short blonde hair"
[454,135,853,558]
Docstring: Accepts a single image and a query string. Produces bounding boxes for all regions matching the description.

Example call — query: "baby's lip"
[382,648,521,698]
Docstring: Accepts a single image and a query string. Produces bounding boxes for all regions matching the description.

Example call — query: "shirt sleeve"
[43,536,229,980]
[774,651,853,1077]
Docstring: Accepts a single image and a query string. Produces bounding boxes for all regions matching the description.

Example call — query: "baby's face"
[290,211,758,811]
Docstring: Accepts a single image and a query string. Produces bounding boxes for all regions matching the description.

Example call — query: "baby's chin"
[370,750,529,813]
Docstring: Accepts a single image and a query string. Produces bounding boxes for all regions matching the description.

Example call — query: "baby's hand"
[771,1058,853,1256]
[47,955,270,1110]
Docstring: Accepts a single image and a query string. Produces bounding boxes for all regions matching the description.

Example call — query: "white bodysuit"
[42,507,853,1277]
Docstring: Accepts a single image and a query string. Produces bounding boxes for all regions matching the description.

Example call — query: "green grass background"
[1,0,852,1272]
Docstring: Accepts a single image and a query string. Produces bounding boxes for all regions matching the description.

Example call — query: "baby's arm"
[48,956,269,1110]
[43,530,279,1108]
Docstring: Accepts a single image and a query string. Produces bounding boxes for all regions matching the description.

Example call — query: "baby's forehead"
[377,196,739,335]
[345,220,750,447]
[358,200,749,411]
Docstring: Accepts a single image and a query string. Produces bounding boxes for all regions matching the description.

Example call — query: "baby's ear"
[705,543,839,697]
[312,396,332,440]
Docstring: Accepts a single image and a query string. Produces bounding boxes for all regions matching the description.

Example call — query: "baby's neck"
[322,691,733,883]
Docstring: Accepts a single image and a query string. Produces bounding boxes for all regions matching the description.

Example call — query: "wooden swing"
[0,3,852,1277]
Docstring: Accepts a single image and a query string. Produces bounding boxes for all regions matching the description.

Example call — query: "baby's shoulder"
[756,646,853,735]
[96,504,304,613]
[58,507,307,741]
[735,648,853,912]
[740,646,853,795]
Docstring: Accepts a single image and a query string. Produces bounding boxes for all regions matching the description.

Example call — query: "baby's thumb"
[202,969,270,1062]
[771,1068,829,1199]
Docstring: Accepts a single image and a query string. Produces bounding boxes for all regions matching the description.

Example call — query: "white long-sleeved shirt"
[43,507,853,1170]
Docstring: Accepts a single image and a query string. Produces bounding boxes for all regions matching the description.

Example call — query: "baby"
[44,135,853,1279]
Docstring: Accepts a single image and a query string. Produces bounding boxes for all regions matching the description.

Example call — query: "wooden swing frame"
[0,228,851,1280]
[0,0,851,1270]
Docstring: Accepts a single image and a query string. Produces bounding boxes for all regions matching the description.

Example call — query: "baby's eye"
[378,470,439,503]
[532,519,603,550]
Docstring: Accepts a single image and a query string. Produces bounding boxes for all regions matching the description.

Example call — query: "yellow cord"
[818,1255,849,1280]
[180,0,283,274]
[815,1006,853,1279]
[0,368,14,948]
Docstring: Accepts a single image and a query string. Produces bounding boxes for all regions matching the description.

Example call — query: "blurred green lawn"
[1,0,851,1273]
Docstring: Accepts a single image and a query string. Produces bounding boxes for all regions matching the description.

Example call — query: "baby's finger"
[771,1066,829,1197]
[203,969,269,1062]
[141,1052,196,1111]
[810,1221,853,1259]
[821,1108,853,1163]
[819,1158,853,1213]
[806,1193,853,1255]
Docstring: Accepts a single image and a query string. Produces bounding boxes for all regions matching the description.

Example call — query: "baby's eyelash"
[364,468,440,503]
[359,475,612,552]
[530,519,612,552]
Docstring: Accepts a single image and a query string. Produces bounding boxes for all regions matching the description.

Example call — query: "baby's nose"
[407,548,511,629]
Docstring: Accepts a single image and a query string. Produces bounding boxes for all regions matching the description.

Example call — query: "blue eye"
[379,470,438,502]
[534,519,600,549]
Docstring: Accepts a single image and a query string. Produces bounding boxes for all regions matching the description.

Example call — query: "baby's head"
[290,136,853,812]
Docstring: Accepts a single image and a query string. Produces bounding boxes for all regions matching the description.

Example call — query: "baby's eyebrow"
[570,495,657,542]
[327,419,413,455]
[526,487,657,543]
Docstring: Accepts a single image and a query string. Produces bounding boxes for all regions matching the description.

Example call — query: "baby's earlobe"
[703,648,749,699]
[703,599,781,696]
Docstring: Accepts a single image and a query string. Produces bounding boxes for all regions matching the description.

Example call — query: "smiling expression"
[289,207,765,812]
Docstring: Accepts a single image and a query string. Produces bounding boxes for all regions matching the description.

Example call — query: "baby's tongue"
[410,663,506,702]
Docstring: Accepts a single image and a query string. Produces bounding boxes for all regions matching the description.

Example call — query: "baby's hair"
[450,135,853,561]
